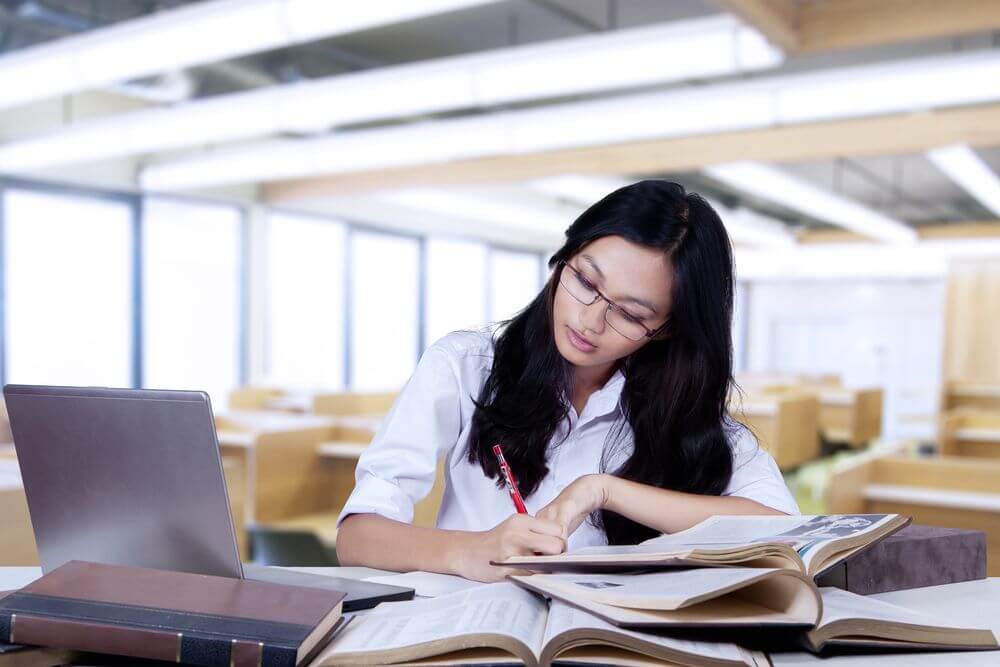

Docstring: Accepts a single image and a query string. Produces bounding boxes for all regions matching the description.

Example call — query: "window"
[266,212,346,389]
[349,230,420,391]
[3,188,133,386]
[425,237,487,347]
[489,248,542,322]
[142,197,241,411]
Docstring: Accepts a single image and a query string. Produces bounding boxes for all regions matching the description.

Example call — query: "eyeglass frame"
[556,260,670,341]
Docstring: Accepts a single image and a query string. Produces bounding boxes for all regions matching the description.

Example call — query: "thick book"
[497,514,911,577]
[813,525,987,595]
[0,561,346,667]
[309,582,771,667]
[508,570,997,653]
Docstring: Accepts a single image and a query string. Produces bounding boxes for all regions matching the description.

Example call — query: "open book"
[510,568,821,629]
[309,582,770,667]
[507,571,997,654]
[803,587,998,652]
[497,514,910,577]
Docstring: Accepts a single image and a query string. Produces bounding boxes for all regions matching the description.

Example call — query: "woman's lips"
[567,326,597,352]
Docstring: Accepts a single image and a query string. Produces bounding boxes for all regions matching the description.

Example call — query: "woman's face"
[552,235,674,372]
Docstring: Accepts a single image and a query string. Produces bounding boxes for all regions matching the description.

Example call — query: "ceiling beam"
[263,103,1000,203]
[799,222,1000,244]
[715,0,1000,54]
[798,0,1000,53]
[713,0,798,51]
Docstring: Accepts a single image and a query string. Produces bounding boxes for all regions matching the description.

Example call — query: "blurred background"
[0,0,999,571]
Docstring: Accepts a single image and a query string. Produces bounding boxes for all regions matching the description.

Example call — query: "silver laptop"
[4,384,412,611]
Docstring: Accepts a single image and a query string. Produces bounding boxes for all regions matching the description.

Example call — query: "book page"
[526,568,782,609]
[818,587,991,631]
[317,582,547,660]
[363,571,485,598]
[542,600,754,664]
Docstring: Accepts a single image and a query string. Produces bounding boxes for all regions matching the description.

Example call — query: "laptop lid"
[4,385,244,578]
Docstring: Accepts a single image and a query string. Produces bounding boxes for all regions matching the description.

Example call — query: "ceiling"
[1,0,999,235]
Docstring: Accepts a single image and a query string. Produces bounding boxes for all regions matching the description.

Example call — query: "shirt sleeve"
[337,340,463,527]
[722,424,800,515]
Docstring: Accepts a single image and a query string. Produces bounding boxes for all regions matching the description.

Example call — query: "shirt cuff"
[336,472,416,527]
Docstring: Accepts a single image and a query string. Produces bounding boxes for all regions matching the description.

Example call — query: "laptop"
[4,384,413,611]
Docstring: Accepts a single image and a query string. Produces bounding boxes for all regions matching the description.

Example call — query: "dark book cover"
[814,525,987,595]
[0,561,345,667]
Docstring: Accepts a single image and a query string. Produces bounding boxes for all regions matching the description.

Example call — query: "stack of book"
[310,513,998,666]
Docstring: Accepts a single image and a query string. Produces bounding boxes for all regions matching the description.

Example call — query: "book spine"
[0,613,297,667]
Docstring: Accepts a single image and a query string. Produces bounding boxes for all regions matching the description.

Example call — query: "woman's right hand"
[450,514,566,583]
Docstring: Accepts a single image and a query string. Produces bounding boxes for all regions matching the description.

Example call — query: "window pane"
[490,249,541,322]
[350,231,419,391]
[266,212,346,389]
[425,237,487,346]
[3,189,132,386]
[142,197,241,411]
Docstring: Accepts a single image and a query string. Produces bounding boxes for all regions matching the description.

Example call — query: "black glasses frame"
[557,261,669,341]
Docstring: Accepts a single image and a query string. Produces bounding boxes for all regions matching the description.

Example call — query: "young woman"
[336,180,798,582]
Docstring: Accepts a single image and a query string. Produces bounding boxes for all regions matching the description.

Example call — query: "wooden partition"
[732,393,820,470]
[757,384,883,449]
[312,392,397,416]
[943,382,1000,412]
[940,409,1000,458]
[215,412,339,526]
[826,454,1000,576]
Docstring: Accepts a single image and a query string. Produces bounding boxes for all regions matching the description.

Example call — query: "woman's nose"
[580,299,607,334]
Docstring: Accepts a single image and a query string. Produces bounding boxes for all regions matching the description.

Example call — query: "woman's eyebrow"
[581,254,658,314]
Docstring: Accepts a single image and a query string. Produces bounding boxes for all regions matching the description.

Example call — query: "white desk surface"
[0,567,996,665]
[316,441,368,459]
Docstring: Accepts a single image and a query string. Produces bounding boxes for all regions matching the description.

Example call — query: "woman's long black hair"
[466,180,738,546]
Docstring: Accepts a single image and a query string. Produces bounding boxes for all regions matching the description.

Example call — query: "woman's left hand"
[536,474,611,540]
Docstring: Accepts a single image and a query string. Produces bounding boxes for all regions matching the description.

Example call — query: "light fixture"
[136,49,1000,193]
[704,162,917,244]
[926,144,1000,217]
[0,15,781,170]
[0,0,500,111]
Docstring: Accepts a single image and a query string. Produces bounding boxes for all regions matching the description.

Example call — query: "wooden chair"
[731,392,820,470]
[940,409,1000,459]
[826,454,1000,576]
[312,392,397,416]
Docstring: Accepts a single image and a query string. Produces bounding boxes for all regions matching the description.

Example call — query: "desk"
[0,567,996,665]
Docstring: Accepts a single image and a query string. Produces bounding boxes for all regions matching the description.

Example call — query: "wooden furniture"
[943,382,1000,412]
[312,392,397,416]
[215,411,339,525]
[228,387,286,411]
[827,454,1000,576]
[0,459,38,566]
[940,409,1000,458]
[757,384,883,448]
[731,392,820,470]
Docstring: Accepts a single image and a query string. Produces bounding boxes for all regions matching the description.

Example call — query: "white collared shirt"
[338,329,799,550]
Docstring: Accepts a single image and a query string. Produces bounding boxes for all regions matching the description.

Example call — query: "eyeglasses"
[557,261,668,341]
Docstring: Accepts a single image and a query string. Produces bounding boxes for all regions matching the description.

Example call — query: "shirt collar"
[573,368,626,422]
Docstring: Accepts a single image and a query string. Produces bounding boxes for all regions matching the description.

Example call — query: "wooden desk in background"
[215,411,339,526]
[944,382,1000,412]
[940,409,1000,458]
[733,393,820,470]
[827,454,1000,576]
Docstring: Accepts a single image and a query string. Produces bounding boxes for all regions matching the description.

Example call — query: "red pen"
[493,443,527,514]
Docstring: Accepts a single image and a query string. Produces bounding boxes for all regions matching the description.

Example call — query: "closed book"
[814,525,987,595]
[0,561,345,667]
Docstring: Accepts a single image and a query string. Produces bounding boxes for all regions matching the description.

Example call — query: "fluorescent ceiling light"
[0,0,499,111]
[926,144,1000,217]
[529,175,796,249]
[136,49,1000,192]
[0,16,781,171]
[704,162,917,244]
